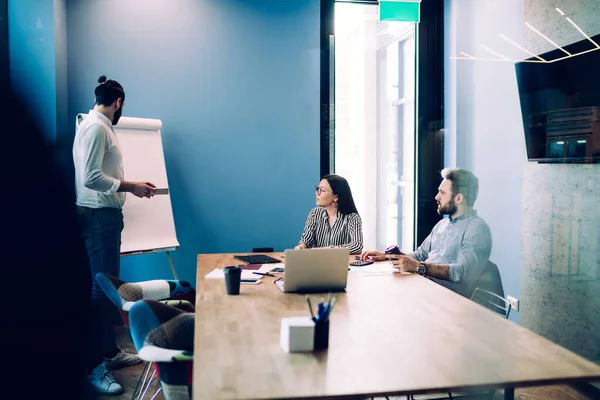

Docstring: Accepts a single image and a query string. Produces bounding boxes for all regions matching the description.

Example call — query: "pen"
[306,296,315,320]
[326,296,337,320]
[323,291,332,317]
[253,272,274,277]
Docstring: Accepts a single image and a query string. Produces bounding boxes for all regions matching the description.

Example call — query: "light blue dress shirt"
[408,210,492,297]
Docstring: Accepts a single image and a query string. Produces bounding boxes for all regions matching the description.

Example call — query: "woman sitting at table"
[295,174,363,254]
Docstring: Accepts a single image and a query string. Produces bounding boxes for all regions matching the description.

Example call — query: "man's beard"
[437,199,457,216]
[113,107,123,125]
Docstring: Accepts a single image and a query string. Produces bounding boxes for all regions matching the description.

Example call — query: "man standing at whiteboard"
[73,75,156,395]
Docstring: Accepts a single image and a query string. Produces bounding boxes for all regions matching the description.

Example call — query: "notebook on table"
[234,254,282,264]
[204,268,262,284]
[239,264,262,270]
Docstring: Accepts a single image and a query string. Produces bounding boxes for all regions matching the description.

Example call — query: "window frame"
[322,0,444,248]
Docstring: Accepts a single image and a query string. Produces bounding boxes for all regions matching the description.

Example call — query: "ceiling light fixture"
[479,44,511,60]
[453,6,600,63]
[524,22,571,56]
[499,34,547,62]
[449,56,545,63]
[565,17,600,48]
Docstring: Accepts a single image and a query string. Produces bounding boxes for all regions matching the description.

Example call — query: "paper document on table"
[349,262,410,276]
[205,268,263,281]
[259,264,285,273]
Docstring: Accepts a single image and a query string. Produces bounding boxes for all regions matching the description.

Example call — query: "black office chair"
[252,247,274,253]
[471,261,504,299]
[409,263,507,400]
[471,288,512,319]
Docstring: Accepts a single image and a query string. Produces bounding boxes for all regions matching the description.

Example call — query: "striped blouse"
[298,207,364,255]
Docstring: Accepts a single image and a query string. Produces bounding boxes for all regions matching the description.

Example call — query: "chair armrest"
[160,299,195,311]
[138,345,194,362]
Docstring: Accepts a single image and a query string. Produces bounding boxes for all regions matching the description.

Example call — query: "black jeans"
[77,206,124,371]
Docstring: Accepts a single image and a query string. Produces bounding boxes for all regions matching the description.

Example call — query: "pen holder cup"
[313,319,329,350]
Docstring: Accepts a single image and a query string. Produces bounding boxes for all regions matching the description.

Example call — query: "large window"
[333,2,416,251]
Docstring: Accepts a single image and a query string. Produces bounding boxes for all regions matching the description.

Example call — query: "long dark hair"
[323,174,359,216]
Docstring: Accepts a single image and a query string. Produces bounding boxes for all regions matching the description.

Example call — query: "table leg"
[504,387,515,400]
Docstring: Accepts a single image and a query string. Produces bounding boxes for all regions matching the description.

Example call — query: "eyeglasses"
[315,185,329,195]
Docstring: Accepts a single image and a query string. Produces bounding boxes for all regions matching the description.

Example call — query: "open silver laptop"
[275,248,350,293]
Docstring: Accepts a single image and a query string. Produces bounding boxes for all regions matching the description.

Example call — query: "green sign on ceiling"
[379,0,421,23]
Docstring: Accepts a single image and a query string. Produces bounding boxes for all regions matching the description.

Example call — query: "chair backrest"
[252,247,274,253]
[471,260,505,299]
[95,273,196,327]
[471,287,511,319]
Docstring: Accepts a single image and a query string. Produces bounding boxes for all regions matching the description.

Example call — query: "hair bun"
[97,75,107,84]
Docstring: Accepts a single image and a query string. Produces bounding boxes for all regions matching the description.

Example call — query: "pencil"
[326,296,338,319]
[306,296,315,319]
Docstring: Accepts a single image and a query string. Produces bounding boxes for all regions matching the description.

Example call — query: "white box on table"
[280,316,315,352]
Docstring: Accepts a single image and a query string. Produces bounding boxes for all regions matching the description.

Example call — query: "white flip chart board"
[76,114,179,255]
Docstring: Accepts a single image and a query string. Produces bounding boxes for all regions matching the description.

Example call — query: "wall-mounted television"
[515,33,600,163]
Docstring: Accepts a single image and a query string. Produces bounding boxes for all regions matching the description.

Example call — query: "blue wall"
[8,0,58,142]
[54,0,68,137]
[444,0,525,323]
[66,0,321,284]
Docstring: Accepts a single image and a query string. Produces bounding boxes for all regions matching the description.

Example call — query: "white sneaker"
[87,364,123,395]
[104,349,143,370]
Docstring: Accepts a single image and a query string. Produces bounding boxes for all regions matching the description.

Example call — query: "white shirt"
[73,109,125,209]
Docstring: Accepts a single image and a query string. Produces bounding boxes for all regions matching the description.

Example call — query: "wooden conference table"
[193,253,600,400]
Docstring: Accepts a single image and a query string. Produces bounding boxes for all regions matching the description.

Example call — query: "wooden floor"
[91,328,597,400]
[91,328,162,400]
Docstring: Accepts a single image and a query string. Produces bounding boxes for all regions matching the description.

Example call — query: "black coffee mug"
[224,266,242,295]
